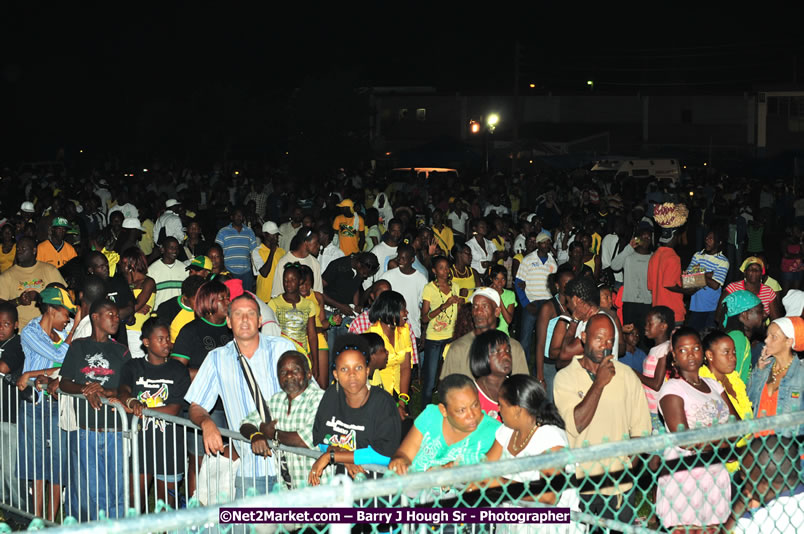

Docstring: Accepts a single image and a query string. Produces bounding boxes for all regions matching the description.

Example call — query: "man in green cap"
[722,290,765,384]
[36,217,77,269]
[185,255,212,280]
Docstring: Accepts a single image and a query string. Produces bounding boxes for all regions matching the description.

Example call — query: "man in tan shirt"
[440,288,529,381]
[553,314,651,526]
[0,237,67,328]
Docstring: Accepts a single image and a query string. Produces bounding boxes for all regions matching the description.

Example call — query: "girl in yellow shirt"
[299,264,329,388]
[366,290,413,418]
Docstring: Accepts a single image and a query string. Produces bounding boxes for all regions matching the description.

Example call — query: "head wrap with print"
[721,290,762,327]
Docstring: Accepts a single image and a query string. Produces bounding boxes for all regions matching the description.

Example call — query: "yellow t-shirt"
[0,244,15,273]
[304,292,328,350]
[764,275,782,293]
[170,307,195,342]
[130,287,156,331]
[367,322,413,395]
[432,226,454,255]
[255,244,285,303]
[333,214,364,256]
[451,266,476,303]
[269,295,316,352]
[422,281,460,341]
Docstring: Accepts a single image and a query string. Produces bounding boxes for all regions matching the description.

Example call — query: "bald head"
[582,314,615,364]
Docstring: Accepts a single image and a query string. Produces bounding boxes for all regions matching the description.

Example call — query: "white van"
[591,158,680,183]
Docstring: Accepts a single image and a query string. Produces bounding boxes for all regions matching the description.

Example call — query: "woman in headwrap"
[717,256,781,322]
[372,192,394,229]
[748,316,804,435]
[721,290,765,385]
[735,316,804,522]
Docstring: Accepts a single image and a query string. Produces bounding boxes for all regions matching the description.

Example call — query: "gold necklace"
[682,374,702,387]
[510,424,539,455]
[770,360,793,384]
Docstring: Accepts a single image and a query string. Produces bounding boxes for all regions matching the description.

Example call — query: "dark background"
[3,4,803,166]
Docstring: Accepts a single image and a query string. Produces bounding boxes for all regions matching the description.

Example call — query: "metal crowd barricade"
[0,377,131,526]
[35,411,804,534]
[130,408,281,513]
[129,407,386,514]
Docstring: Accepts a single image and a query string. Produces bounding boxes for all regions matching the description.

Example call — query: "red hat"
[223,278,244,299]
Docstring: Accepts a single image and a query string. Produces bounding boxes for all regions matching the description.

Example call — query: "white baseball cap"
[262,221,280,234]
[20,201,35,213]
[165,199,181,208]
[471,287,501,307]
[122,217,145,231]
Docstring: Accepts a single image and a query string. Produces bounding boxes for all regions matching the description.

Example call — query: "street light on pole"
[470,114,500,173]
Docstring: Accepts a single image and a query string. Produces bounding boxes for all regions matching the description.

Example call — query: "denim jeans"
[70,428,126,521]
[235,475,276,498]
[518,300,546,365]
[421,339,449,409]
[542,361,558,403]
[327,322,352,382]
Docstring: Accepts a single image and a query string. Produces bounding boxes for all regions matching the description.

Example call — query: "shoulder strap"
[234,340,272,422]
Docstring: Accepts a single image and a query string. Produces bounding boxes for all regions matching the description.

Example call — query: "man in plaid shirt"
[240,350,324,489]
[348,280,419,365]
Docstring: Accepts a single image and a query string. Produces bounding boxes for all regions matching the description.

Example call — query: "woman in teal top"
[389,374,500,474]
[489,265,517,336]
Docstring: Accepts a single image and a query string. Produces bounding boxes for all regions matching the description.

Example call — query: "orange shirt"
[36,239,77,268]
[755,382,778,437]
[333,214,364,256]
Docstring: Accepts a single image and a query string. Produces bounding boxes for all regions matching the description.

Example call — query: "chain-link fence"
[7,408,797,534]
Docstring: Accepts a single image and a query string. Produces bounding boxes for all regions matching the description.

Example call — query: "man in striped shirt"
[686,230,729,331]
[186,293,294,496]
[147,237,188,310]
[215,208,258,293]
[515,232,558,363]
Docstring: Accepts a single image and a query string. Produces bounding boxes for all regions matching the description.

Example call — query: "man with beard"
[553,314,651,528]
[239,350,324,490]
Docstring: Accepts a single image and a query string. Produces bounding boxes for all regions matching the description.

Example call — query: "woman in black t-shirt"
[168,279,232,496]
[309,334,401,486]
[119,318,190,510]
[170,280,232,377]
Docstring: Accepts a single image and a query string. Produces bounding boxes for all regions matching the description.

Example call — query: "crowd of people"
[0,164,802,531]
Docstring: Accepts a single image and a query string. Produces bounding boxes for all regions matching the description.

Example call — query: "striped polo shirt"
[517,251,557,301]
[147,259,189,310]
[724,280,777,316]
[688,251,729,312]
[215,224,258,275]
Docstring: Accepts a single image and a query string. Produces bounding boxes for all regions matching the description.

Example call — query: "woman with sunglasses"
[308,334,401,485]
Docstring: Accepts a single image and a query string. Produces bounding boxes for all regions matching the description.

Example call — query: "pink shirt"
[643,340,670,413]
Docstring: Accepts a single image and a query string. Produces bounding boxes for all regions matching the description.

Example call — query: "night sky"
[3,4,803,163]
